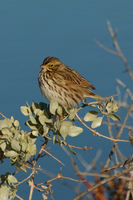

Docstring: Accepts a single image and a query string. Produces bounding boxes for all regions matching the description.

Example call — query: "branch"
[72,165,133,200]
[107,21,133,81]
[96,20,133,81]
[75,113,129,143]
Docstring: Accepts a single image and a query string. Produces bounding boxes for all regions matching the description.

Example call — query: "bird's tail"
[87,90,106,101]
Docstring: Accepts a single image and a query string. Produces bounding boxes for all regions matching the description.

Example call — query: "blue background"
[0,0,133,199]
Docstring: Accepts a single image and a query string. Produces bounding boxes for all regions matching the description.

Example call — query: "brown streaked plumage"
[38,57,105,109]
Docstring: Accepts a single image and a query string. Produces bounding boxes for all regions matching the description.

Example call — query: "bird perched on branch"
[38,56,105,109]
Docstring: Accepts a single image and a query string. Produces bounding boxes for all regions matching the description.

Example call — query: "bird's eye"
[50,64,53,67]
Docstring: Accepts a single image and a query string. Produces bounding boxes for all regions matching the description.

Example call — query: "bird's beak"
[40,64,46,69]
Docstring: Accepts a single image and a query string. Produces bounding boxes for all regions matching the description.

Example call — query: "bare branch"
[72,165,133,200]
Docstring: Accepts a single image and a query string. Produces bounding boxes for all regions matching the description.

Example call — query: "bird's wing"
[52,65,95,90]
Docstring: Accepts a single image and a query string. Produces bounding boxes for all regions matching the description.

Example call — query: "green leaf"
[50,100,58,115]
[38,115,46,125]
[32,102,44,115]
[27,144,36,156]
[91,117,103,129]
[0,118,12,129]
[84,111,98,122]
[43,126,49,135]
[8,175,18,184]
[0,142,6,151]
[106,101,119,113]
[1,128,13,137]
[32,130,39,136]
[11,139,21,152]
[29,116,37,124]
[59,121,73,139]
[4,150,18,158]
[53,136,56,144]
[68,108,75,120]
[68,126,83,137]
[108,113,120,121]
[14,120,19,127]
[39,114,52,124]
[0,186,9,200]
[21,141,28,152]
[59,121,83,139]
[26,120,38,130]
[24,153,32,162]
[112,102,119,112]
[20,106,32,116]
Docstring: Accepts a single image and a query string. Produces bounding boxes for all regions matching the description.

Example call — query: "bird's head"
[40,57,62,71]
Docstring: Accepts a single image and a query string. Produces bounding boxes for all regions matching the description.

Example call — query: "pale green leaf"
[26,120,37,130]
[4,150,18,158]
[32,130,39,136]
[84,111,98,122]
[20,106,32,116]
[25,153,31,162]
[8,175,18,184]
[10,116,14,123]
[0,119,12,129]
[68,108,75,120]
[28,137,37,144]
[39,114,52,124]
[21,142,28,152]
[11,139,21,151]
[68,126,83,137]
[14,120,19,127]
[106,101,119,113]
[32,102,44,115]
[29,116,37,124]
[53,136,56,144]
[106,102,113,113]
[112,102,119,112]
[29,115,37,124]
[43,126,49,135]
[50,100,58,115]
[91,117,103,129]
[1,128,13,137]
[60,121,82,139]
[39,115,46,125]
[108,113,120,121]
[0,186,9,200]
[59,121,73,139]
[27,144,36,156]
[0,142,6,151]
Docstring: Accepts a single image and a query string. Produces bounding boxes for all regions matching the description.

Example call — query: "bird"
[38,56,105,109]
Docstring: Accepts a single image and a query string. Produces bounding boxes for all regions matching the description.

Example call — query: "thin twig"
[102,156,133,172]
[95,39,117,55]
[0,112,7,118]
[72,165,133,200]
[15,194,24,200]
[116,102,133,139]
[103,121,133,131]
[116,78,133,100]
[28,138,49,200]
[75,101,102,113]
[16,172,34,186]
[42,148,65,166]
[28,179,35,200]
[107,21,133,81]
